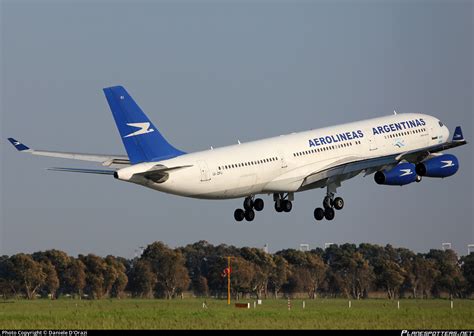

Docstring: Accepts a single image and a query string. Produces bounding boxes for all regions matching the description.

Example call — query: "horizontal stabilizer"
[47,167,116,175]
[7,137,130,166]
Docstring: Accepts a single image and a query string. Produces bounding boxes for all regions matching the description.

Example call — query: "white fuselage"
[116,113,449,199]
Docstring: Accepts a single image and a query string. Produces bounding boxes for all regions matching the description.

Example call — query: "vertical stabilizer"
[103,86,185,164]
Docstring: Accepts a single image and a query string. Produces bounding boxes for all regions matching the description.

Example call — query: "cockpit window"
[438,121,444,127]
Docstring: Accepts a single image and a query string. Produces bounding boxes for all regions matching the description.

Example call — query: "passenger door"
[197,160,211,182]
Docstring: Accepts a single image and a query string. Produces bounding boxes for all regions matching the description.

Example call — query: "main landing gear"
[273,192,293,213]
[234,196,264,222]
[314,185,344,221]
[233,189,344,222]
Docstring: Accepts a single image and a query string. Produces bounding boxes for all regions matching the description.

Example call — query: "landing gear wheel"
[244,209,255,221]
[275,202,283,213]
[234,209,245,221]
[243,197,254,210]
[324,207,335,220]
[254,198,264,211]
[323,196,332,209]
[416,175,422,183]
[314,207,325,221]
[282,200,292,212]
[333,197,344,210]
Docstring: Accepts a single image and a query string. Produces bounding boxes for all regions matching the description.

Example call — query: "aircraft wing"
[300,154,399,191]
[300,126,467,191]
[7,138,130,167]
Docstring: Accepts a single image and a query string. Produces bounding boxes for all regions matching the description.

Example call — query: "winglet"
[7,138,31,151]
[452,126,464,142]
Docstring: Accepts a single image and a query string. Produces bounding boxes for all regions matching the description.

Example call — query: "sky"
[1,0,472,258]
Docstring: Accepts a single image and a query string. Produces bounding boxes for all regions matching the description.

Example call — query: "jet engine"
[415,154,459,178]
[374,162,418,186]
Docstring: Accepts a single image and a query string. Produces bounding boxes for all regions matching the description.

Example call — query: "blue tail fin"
[103,86,185,164]
[7,138,30,151]
[452,126,464,142]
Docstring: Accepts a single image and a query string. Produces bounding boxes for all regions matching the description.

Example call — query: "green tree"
[41,261,59,299]
[64,258,86,298]
[305,253,327,299]
[323,244,373,299]
[128,259,156,298]
[413,256,439,298]
[178,240,214,294]
[230,257,254,299]
[268,255,289,298]
[285,267,313,297]
[105,256,128,298]
[80,254,107,299]
[142,242,190,299]
[427,249,465,299]
[461,253,474,295]
[240,247,275,299]
[10,254,46,299]
[0,256,18,298]
[350,252,374,299]
[32,249,71,296]
[193,276,209,297]
[378,259,405,299]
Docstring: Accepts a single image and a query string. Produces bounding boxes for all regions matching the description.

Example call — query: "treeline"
[1,241,473,300]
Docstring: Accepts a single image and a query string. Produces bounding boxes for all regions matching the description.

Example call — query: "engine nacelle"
[374,162,418,186]
[415,154,459,178]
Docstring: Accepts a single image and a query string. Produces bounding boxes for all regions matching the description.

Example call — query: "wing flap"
[301,154,398,190]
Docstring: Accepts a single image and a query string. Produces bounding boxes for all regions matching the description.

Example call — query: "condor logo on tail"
[123,122,155,138]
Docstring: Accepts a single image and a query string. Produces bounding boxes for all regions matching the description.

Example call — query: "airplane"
[8,86,467,222]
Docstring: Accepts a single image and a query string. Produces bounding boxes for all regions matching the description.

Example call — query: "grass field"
[0,298,473,329]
